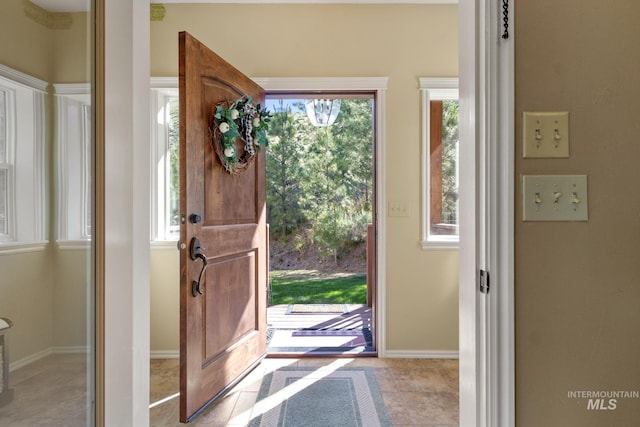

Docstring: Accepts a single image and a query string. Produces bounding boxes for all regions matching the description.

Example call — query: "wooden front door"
[178,31,268,423]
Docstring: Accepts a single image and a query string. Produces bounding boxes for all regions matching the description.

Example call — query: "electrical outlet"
[522,175,588,221]
[523,112,570,158]
[388,202,410,217]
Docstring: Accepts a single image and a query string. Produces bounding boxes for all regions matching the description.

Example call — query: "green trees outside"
[440,100,460,226]
[167,97,181,233]
[266,98,374,263]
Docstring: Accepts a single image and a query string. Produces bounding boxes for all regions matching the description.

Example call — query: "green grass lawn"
[269,270,367,305]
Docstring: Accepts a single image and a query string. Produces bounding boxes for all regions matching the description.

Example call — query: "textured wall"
[516,1,640,424]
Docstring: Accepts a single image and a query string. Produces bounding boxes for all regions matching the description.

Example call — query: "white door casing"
[458,0,515,426]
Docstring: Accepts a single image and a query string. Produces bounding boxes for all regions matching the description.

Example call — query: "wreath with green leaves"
[210,96,271,175]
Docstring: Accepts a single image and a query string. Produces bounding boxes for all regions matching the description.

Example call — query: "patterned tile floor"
[150,357,459,427]
[0,354,459,426]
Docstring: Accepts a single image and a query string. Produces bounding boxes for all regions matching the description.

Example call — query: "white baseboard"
[150,350,179,359]
[9,346,89,372]
[382,349,459,359]
[53,346,89,354]
[9,347,53,372]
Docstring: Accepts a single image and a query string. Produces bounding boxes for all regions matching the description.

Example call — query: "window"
[150,80,179,242]
[0,65,46,250]
[0,89,8,237]
[54,83,92,243]
[420,78,459,249]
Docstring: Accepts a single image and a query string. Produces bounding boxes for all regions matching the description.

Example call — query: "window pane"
[0,90,7,236]
[0,169,6,236]
[82,104,92,237]
[430,99,459,236]
[0,89,5,164]
[167,97,180,236]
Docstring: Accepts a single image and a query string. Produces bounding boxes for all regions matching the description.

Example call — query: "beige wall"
[0,0,91,365]
[52,249,90,349]
[0,0,52,80]
[0,251,54,362]
[150,247,180,352]
[51,12,90,83]
[149,3,460,353]
[516,1,640,424]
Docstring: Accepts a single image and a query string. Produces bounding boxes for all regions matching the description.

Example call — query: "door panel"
[179,31,267,423]
[203,252,257,359]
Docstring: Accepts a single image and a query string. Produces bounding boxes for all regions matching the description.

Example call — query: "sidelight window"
[151,82,180,242]
[420,78,459,249]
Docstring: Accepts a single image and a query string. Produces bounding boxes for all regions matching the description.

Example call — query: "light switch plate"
[523,112,570,158]
[388,201,410,217]
[522,175,588,221]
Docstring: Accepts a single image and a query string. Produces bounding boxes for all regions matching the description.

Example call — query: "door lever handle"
[192,253,208,297]
[190,237,208,297]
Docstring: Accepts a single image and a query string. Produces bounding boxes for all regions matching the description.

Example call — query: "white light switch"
[523,112,570,158]
[388,201,410,217]
[522,175,588,221]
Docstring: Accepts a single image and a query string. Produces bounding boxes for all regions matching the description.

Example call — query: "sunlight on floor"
[228,359,351,424]
[150,357,459,426]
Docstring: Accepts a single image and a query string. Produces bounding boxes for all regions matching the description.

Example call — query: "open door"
[178,31,268,423]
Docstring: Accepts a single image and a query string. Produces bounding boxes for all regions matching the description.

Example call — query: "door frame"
[100,2,516,426]
[458,0,515,426]
[254,77,389,354]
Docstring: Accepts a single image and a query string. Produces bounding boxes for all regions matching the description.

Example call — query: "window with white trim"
[54,83,92,242]
[150,81,179,242]
[420,78,459,249]
[0,65,46,248]
[0,89,9,238]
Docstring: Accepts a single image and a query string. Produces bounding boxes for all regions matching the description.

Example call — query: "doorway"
[104,1,518,424]
[263,93,377,355]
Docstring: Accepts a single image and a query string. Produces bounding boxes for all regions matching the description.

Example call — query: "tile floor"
[0,354,459,426]
[150,357,459,427]
[0,353,90,427]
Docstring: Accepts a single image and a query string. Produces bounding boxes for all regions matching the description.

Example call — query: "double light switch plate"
[523,112,569,158]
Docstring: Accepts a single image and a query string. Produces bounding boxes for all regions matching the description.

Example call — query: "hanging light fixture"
[305,99,341,127]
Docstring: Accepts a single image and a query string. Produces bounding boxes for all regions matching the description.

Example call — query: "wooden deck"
[267,304,372,330]
[266,304,374,355]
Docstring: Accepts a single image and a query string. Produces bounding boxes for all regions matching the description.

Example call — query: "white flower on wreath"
[224,147,235,157]
[253,117,260,127]
[230,109,240,120]
[218,122,230,133]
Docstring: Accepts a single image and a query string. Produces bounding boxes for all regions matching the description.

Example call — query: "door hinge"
[480,270,490,294]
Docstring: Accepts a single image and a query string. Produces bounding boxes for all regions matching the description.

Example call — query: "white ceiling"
[30,0,89,13]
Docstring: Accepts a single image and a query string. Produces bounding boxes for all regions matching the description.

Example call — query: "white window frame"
[420,77,459,250]
[54,83,92,246]
[0,64,47,253]
[150,77,179,244]
[0,87,15,241]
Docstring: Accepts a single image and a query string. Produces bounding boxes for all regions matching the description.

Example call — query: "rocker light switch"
[522,175,588,221]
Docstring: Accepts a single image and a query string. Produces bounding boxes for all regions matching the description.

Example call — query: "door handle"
[190,237,208,297]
